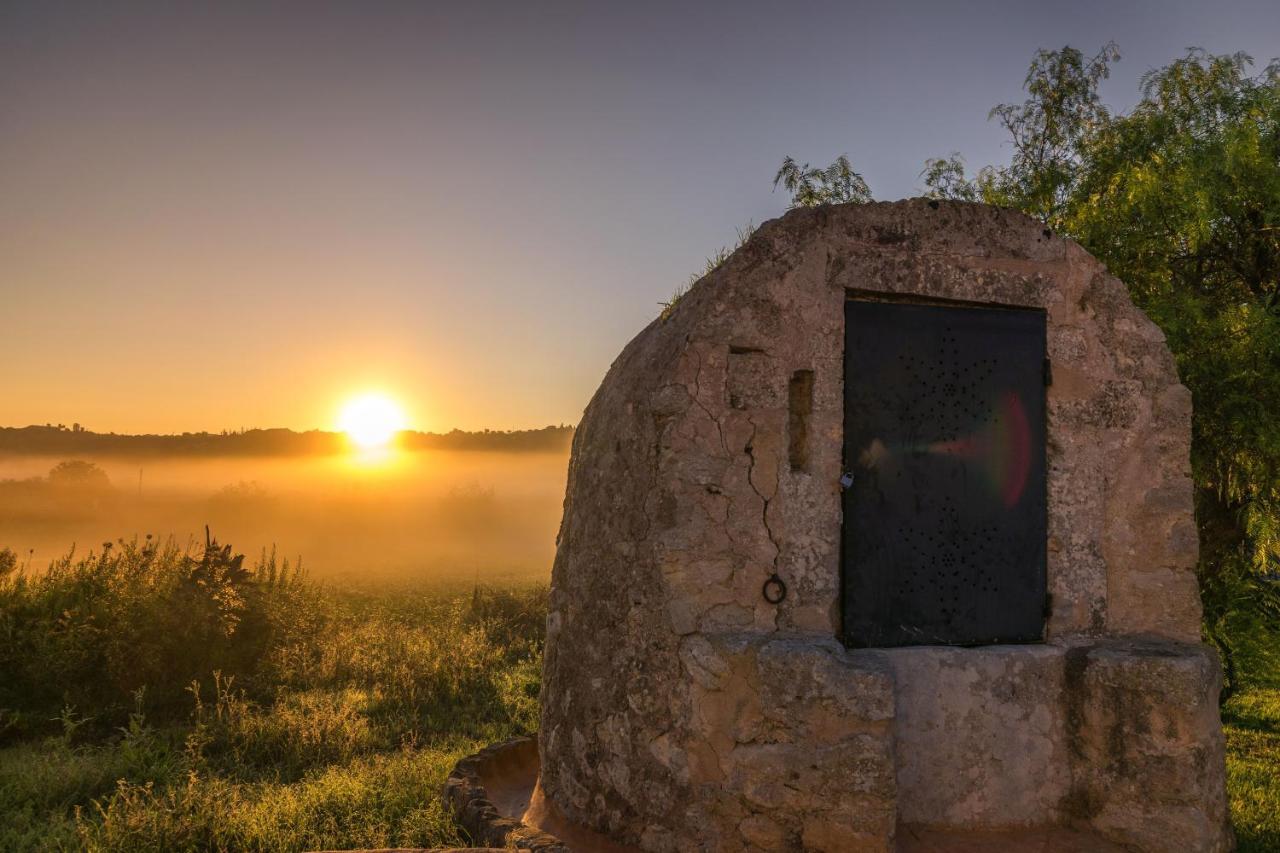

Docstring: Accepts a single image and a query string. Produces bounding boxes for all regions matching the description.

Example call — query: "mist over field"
[0,448,568,583]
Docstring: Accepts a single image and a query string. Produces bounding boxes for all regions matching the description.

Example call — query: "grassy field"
[1,540,1278,851]
[0,540,542,851]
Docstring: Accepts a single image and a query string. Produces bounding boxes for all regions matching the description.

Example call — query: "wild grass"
[660,221,756,321]
[1223,688,1280,852]
[0,539,543,852]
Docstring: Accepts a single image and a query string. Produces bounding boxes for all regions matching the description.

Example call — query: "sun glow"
[337,393,407,450]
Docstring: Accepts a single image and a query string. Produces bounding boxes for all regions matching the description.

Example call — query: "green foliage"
[75,748,465,853]
[773,154,872,207]
[925,44,1280,694]
[0,537,311,736]
[920,154,980,203]
[986,42,1120,221]
[0,541,546,851]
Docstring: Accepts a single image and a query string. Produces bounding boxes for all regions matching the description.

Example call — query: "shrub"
[0,537,310,740]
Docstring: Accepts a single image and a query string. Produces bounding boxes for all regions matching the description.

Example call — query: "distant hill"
[0,424,574,457]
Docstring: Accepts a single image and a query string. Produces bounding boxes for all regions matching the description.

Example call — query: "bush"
[0,537,310,739]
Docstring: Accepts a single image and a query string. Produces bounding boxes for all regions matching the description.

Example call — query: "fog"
[0,449,570,584]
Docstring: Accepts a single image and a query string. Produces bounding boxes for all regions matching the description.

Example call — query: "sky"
[3,0,1278,434]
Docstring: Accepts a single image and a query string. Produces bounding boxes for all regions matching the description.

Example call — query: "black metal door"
[842,298,1047,647]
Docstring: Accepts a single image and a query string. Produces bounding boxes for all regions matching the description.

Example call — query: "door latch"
[839,471,855,490]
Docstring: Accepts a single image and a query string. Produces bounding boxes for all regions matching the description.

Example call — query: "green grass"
[1224,688,1280,852]
[3,541,1280,850]
[0,540,543,852]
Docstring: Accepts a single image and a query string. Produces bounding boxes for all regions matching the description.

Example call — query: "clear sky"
[3,0,1278,434]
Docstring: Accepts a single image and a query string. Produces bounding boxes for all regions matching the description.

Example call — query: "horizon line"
[0,423,576,438]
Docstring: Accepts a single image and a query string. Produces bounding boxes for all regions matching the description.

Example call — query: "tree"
[46,459,111,491]
[774,154,872,207]
[920,154,979,203]
[923,45,1280,696]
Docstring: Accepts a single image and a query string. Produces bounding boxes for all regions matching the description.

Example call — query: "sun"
[337,393,407,450]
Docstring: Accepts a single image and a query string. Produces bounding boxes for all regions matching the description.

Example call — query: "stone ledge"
[443,737,568,851]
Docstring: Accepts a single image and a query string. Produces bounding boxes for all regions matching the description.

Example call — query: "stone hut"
[540,200,1232,852]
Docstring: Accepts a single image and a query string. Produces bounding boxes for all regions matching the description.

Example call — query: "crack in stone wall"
[743,418,781,575]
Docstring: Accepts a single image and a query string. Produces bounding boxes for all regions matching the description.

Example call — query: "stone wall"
[539,200,1230,851]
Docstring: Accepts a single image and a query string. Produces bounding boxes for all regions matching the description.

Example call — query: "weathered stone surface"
[680,636,896,852]
[1065,641,1233,852]
[884,641,1232,852]
[539,200,1228,851]
[885,645,1071,828]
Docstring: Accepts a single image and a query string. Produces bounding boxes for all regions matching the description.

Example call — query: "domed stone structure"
[539,200,1231,852]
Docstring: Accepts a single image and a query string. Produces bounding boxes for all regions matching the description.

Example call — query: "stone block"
[1065,641,1232,853]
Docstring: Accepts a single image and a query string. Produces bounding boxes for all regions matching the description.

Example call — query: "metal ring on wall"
[762,573,787,604]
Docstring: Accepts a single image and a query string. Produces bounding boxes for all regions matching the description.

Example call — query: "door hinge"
[1043,357,1053,387]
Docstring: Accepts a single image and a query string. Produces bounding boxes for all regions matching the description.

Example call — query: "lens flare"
[925,391,1031,507]
[862,391,1034,508]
